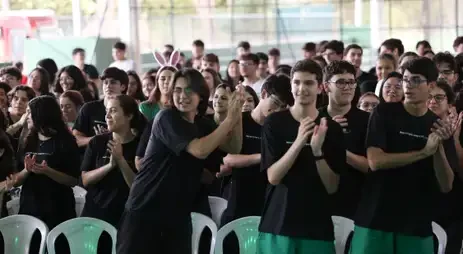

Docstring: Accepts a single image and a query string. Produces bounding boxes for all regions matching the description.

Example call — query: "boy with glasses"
[319,60,370,219]
[432,52,459,91]
[350,57,455,254]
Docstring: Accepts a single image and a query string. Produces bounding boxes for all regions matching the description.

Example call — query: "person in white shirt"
[239,53,264,98]
[109,42,135,72]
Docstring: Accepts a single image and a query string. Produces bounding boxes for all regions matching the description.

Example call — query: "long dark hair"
[23,96,74,153]
[127,71,146,102]
[170,68,210,116]
[54,65,88,93]
[29,68,50,95]
[112,94,147,135]
[36,58,58,85]
[147,66,177,104]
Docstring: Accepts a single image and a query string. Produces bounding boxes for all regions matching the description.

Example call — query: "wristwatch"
[314,154,324,161]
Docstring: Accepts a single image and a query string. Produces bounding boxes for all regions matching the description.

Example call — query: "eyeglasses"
[402,76,427,87]
[428,94,447,103]
[330,79,357,89]
[439,70,454,76]
[239,62,254,67]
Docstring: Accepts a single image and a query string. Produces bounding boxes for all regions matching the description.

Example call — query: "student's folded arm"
[224,154,261,168]
[346,151,369,173]
[433,143,454,193]
[317,122,345,194]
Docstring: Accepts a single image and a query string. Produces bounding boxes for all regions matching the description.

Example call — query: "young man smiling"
[256,59,346,254]
[319,60,370,219]
[350,57,455,254]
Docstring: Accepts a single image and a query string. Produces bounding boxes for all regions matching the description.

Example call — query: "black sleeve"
[260,116,285,172]
[365,104,387,150]
[322,119,347,175]
[153,109,197,156]
[59,137,82,178]
[73,102,92,136]
[136,119,153,158]
[81,136,98,172]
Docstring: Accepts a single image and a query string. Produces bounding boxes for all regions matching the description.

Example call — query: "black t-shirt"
[136,118,154,158]
[434,137,463,227]
[355,102,439,237]
[221,111,267,225]
[73,100,106,137]
[258,110,346,240]
[19,134,80,228]
[355,71,378,102]
[80,133,139,226]
[319,106,370,218]
[125,108,216,224]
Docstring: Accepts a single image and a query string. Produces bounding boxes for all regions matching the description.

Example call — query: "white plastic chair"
[214,216,261,254]
[7,198,20,215]
[208,196,228,226]
[46,217,117,254]
[75,196,85,217]
[72,186,87,198]
[433,221,447,254]
[191,212,218,254]
[332,216,354,254]
[0,214,49,254]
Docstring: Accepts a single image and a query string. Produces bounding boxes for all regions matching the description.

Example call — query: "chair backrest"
[208,196,228,226]
[46,217,117,254]
[332,216,354,254]
[75,196,85,217]
[73,186,87,198]
[0,215,49,254]
[432,221,447,254]
[191,212,218,254]
[6,198,20,215]
[214,216,261,254]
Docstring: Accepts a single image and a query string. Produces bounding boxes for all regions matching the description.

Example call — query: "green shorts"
[349,226,434,254]
[257,232,336,254]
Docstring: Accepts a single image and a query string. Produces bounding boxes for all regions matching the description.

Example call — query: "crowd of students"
[0,36,462,254]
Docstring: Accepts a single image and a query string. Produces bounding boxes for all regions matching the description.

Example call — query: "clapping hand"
[310,118,328,156]
[432,118,454,140]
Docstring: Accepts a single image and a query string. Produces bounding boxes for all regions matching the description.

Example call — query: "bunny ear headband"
[152,49,181,70]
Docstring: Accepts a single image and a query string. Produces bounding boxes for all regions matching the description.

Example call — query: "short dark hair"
[72,48,85,55]
[268,48,280,57]
[398,52,419,66]
[433,52,457,72]
[380,38,404,56]
[423,50,435,56]
[291,59,323,84]
[202,53,219,64]
[434,79,456,104]
[344,44,363,56]
[312,55,327,69]
[113,42,127,51]
[275,64,292,77]
[256,52,269,63]
[402,57,439,82]
[237,41,251,50]
[324,40,344,55]
[192,40,204,48]
[317,40,329,53]
[261,74,294,106]
[302,42,316,52]
[164,44,174,52]
[9,85,36,102]
[240,53,259,65]
[0,66,22,80]
[454,36,463,48]
[416,40,431,50]
[170,68,210,116]
[100,67,129,86]
[323,60,356,82]
[14,61,23,69]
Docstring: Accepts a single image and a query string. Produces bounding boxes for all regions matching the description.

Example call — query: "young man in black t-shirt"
[73,67,128,148]
[219,74,294,226]
[350,57,455,254]
[256,59,346,254]
[319,60,370,219]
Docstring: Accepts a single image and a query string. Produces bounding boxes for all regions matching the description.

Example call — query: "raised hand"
[432,118,454,140]
[93,124,108,135]
[310,117,329,156]
[295,117,316,146]
[24,154,36,172]
[227,89,244,125]
[31,160,50,175]
[423,132,441,156]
